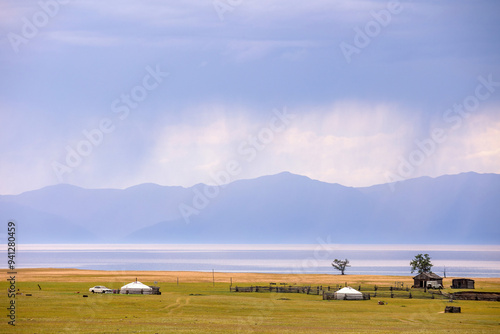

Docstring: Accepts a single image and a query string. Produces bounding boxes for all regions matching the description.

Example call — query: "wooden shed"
[412,272,443,288]
[451,278,475,289]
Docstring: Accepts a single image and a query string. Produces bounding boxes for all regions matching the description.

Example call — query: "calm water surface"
[4,244,500,277]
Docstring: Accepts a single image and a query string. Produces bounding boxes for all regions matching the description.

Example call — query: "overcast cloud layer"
[1,0,499,194]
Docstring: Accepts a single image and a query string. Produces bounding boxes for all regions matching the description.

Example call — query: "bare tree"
[332,258,350,275]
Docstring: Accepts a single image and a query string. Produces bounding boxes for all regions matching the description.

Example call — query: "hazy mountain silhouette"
[1,172,498,244]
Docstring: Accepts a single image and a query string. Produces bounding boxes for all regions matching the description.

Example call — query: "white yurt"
[120,281,153,294]
[333,287,363,300]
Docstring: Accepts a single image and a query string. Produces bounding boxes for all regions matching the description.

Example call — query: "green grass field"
[1,269,499,333]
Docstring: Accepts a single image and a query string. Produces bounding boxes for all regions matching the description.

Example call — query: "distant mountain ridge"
[0,172,499,244]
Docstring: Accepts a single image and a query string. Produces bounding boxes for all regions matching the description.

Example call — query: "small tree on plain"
[331,258,350,275]
[410,253,433,274]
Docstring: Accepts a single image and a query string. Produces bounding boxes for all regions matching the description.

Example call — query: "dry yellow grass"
[1,269,499,333]
[6,268,500,287]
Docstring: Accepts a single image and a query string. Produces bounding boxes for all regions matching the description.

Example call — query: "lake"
[5,244,500,277]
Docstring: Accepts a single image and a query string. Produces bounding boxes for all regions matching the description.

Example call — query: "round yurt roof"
[335,287,362,295]
[121,281,152,290]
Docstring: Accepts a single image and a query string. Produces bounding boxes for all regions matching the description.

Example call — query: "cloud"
[431,106,500,176]
[1,101,499,194]
[0,2,34,27]
[261,102,416,186]
[0,103,65,194]
[1,0,499,195]
[224,40,317,62]
[46,30,122,47]
[129,102,500,189]
[127,102,414,188]
[382,103,500,183]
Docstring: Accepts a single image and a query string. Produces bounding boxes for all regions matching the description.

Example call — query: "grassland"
[1,269,499,333]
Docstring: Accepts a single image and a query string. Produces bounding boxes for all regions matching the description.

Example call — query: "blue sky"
[1,0,499,194]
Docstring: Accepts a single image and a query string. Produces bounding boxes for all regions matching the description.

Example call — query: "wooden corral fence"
[231,284,394,294]
[371,290,445,300]
[231,283,454,300]
[451,291,500,301]
[231,285,330,295]
[373,286,411,292]
[322,292,371,300]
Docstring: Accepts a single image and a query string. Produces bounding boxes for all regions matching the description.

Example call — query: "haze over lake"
[7,244,500,278]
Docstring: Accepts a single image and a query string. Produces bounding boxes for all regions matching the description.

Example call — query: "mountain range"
[1,172,499,244]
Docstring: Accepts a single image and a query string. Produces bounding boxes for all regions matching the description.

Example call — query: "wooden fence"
[231,283,450,300]
[322,292,371,300]
[451,291,500,301]
[231,285,330,295]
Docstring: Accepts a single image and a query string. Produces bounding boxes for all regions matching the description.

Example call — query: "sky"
[1,0,499,195]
